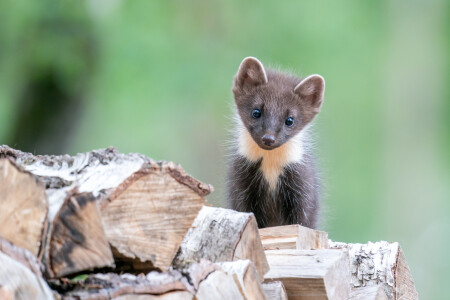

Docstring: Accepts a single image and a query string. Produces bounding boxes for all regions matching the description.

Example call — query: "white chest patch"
[237,120,306,190]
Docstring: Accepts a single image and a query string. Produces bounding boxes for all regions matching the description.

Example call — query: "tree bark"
[329,241,418,300]
[0,146,211,277]
[172,206,269,281]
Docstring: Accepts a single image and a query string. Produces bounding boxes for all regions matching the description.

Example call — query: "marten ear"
[234,57,268,90]
[294,74,325,113]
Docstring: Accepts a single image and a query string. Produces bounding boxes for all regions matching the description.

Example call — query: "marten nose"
[262,134,275,146]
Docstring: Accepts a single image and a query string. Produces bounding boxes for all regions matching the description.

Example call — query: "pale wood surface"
[219,260,267,300]
[0,146,211,275]
[349,285,389,300]
[262,281,288,300]
[0,159,48,257]
[0,237,44,277]
[264,249,350,300]
[259,224,328,251]
[173,206,269,280]
[114,292,194,300]
[0,251,53,300]
[100,167,206,271]
[329,241,418,299]
[196,270,245,300]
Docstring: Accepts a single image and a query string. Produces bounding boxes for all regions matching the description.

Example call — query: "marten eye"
[285,117,294,127]
[252,109,261,119]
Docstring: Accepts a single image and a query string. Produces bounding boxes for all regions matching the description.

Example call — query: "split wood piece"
[196,270,245,300]
[0,158,48,258]
[219,260,267,300]
[259,224,328,251]
[329,241,418,300]
[0,237,44,277]
[172,206,269,281]
[57,260,218,299]
[61,271,192,300]
[0,249,54,300]
[114,292,194,300]
[45,191,114,278]
[261,281,288,300]
[349,285,389,300]
[0,145,212,275]
[264,249,350,300]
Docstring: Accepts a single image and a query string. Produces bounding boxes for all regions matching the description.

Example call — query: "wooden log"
[262,281,288,300]
[0,242,54,300]
[46,191,114,278]
[57,260,218,299]
[349,285,389,300]
[259,224,328,251]
[329,241,418,299]
[195,270,245,300]
[219,260,267,300]
[264,249,350,300]
[172,206,269,281]
[0,158,48,258]
[0,146,211,276]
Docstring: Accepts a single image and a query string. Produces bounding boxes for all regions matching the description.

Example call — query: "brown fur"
[227,57,325,228]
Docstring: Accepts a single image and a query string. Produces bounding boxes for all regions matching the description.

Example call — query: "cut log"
[0,237,44,277]
[264,249,350,300]
[349,285,389,300]
[172,206,269,281]
[56,260,218,299]
[196,270,245,300]
[46,191,114,278]
[0,158,48,258]
[0,245,54,300]
[219,260,267,300]
[329,241,418,299]
[262,281,288,300]
[259,224,328,251]
[0,145,211,276]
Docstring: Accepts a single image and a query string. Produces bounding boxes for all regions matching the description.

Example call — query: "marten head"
[232,57,325,150]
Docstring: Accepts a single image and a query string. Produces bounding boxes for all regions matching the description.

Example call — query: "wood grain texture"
[0,146,211,275]
[46,192,114,278]
[0,158,48,257]
[196,271,245,300]
[259,224,328,251]
[173,206,269,280]
[262,281,288,300]
[264,249,350,300]
[101,169,206,272]
[394,247,418,300]
[0,237,44,277]
[0,251,54,300]
[219,260,267,300]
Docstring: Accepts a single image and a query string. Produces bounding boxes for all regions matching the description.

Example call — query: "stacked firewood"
[0,146,418,300]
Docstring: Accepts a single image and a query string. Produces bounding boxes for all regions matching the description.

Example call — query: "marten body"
[226,57,325,229]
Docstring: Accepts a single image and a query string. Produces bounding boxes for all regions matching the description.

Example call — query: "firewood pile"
[0,145,418,300]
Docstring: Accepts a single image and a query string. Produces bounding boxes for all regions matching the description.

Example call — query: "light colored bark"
[329,241,418,299]
[349,285,389,300]
[219,260,267,300]
[0,251,54,300]
[264,249,350,300]
[259,224,328,251]
[0,159,48,258]
[0,146,211,276]
[173,206,269,281]
[262,281,288,300]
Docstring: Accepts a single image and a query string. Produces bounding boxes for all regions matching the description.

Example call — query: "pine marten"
[226,57,325,229]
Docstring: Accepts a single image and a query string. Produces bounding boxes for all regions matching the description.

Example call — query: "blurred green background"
[0,0,449,298]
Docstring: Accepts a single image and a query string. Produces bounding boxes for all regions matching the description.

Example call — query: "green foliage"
[0,1,448,298]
